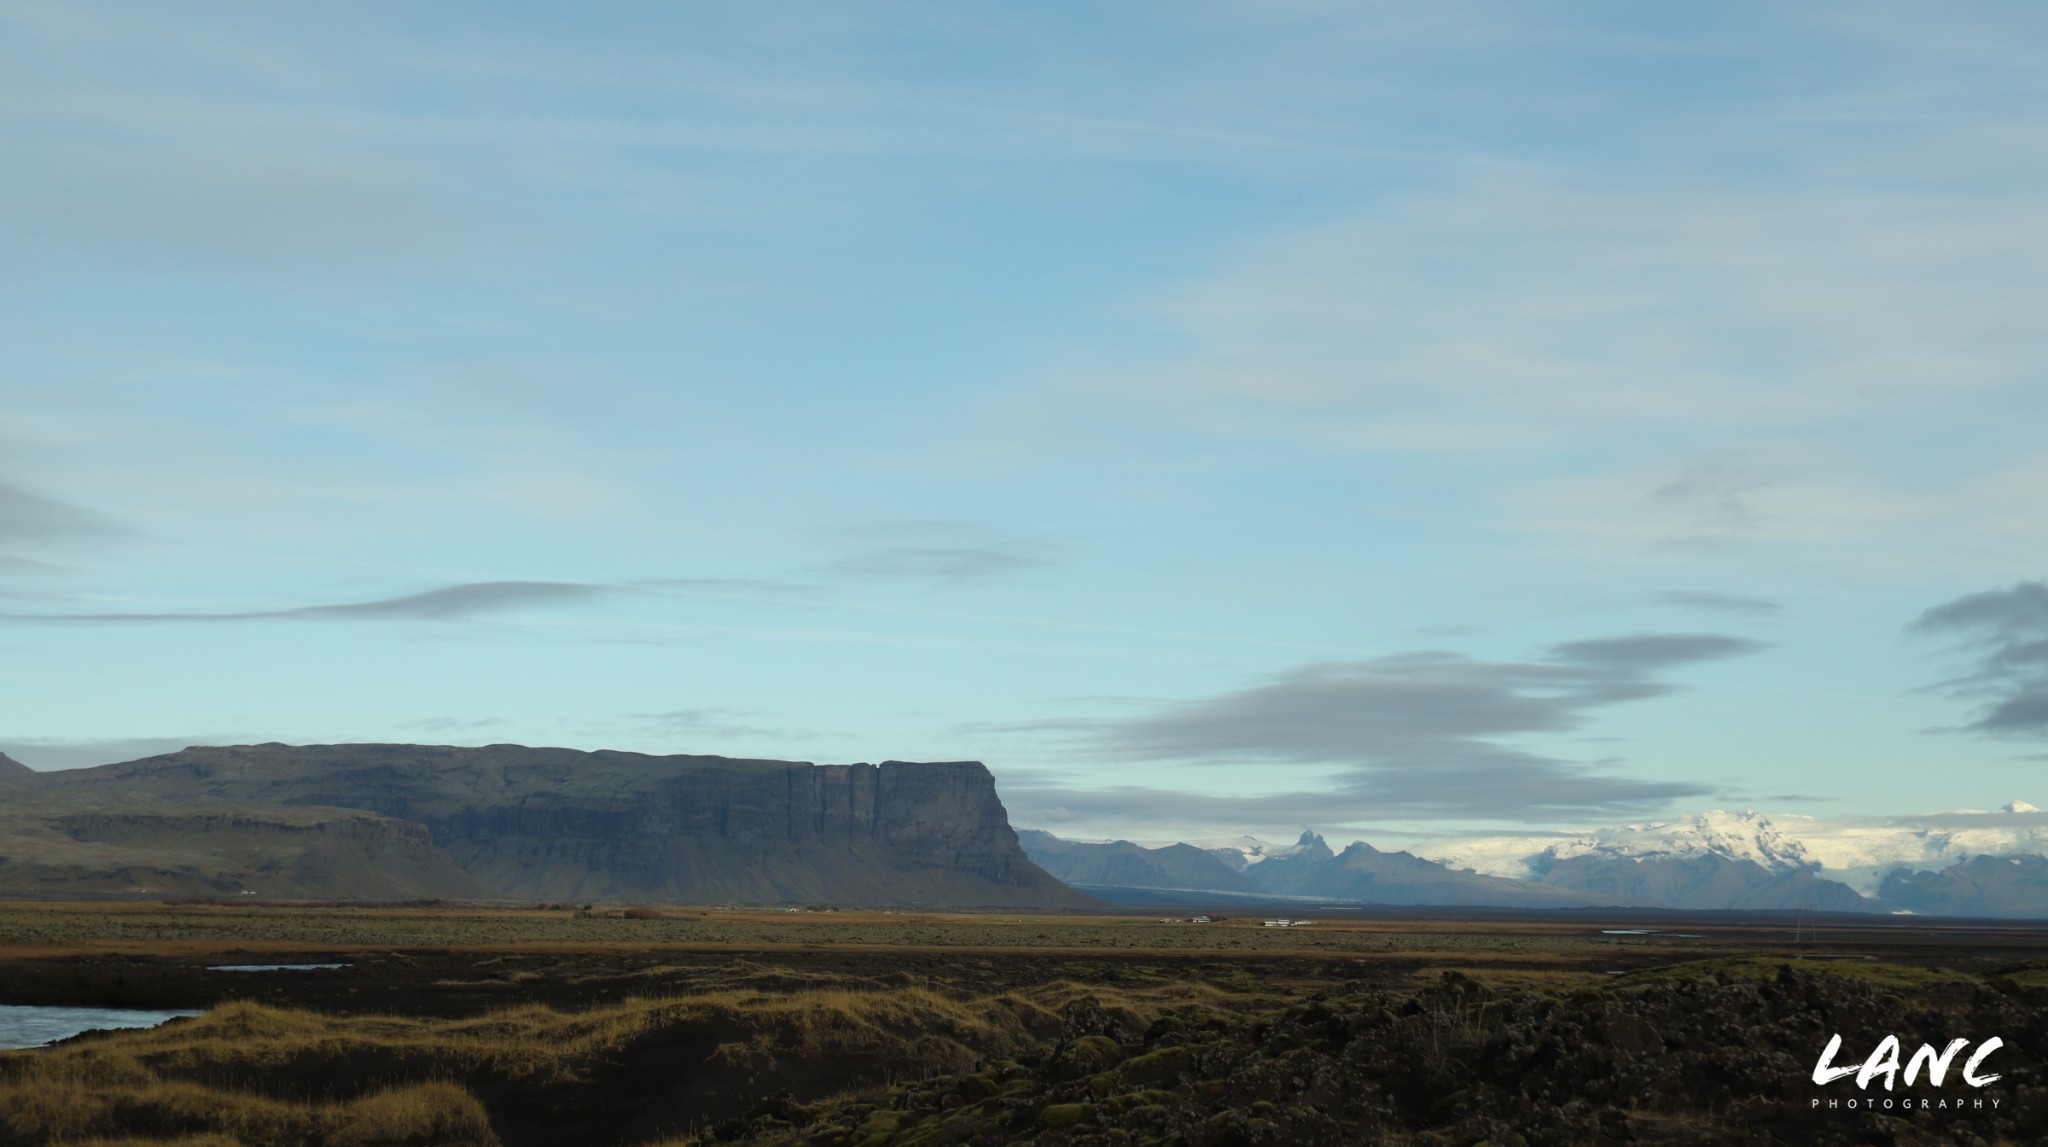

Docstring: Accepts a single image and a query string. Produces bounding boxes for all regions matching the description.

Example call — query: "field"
[3,901,2048,1146]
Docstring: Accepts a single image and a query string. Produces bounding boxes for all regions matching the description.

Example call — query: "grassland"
[0,901,1685,959]
[3,901,2047,1146]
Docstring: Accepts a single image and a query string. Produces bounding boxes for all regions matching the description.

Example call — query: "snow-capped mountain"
[1429,811,1818,879]
[1178,833,1318,870]
[1423,804,2048,896]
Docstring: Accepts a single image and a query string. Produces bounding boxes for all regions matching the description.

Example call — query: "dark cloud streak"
[1017,632,1755,823]
[1549,633,1767,671]
[1910,581,2048,737]
[0,478,129,576]
[2,580,608,623]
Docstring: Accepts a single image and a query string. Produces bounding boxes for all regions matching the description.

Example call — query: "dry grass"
[0,1062,494,1147]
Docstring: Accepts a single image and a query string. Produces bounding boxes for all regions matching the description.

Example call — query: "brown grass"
[0,1059,494,1147]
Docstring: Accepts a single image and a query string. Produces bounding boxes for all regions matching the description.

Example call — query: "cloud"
[1548,633,1768,672]
[631,707,805,743]
[0,477,128,575]
[819,546,1044,586]
[1001,752,1708,831]
[1910,581,2048,737]
[1652,590,1781,616]
[0,478,122,543]
[993,169,2048,567]
[394,717,508,734]
[814,522,1047,587]
[3,580,609,623]
[1017,633,1757,823]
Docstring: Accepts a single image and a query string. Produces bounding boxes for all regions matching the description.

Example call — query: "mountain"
[1531,852,1869,912]
[0,753,33,781]
[1429,811,1822,879]
[1202,834,1316,872]
[1241,832,1634,908]
[1428,806,2048,899]
[1880,855,2048,917]
[1017,830,1256,893]
[0,790,487,900]
[16,743,1091,908]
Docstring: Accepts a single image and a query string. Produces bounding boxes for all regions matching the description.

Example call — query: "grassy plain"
[3,901,2047,1146]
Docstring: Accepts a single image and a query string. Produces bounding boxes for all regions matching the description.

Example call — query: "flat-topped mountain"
[11,743,1091,908]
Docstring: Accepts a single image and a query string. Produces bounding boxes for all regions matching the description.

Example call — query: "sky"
[3,1,2046,850]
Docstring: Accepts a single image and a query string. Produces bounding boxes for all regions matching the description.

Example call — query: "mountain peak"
[2003,801,2041,814]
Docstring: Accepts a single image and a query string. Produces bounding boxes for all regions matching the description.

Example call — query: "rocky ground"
[696,962,2048,1147]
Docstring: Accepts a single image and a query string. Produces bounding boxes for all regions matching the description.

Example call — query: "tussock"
[0,979,1245,1146]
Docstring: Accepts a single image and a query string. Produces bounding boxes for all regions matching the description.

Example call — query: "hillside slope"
[0,790,488,899]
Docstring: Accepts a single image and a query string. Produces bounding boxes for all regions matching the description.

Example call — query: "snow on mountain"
[1165,833,1317,870]
[1423,803,2048,895]
[1426,811,1815,878]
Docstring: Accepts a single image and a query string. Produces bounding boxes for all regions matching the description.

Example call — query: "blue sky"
[4,2,2046,847]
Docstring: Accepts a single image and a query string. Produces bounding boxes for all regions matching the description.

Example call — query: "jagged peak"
[1292,830,1334,860]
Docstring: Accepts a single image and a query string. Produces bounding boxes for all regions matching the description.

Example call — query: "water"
[207,963,349,972]
[0,1004,204,1050]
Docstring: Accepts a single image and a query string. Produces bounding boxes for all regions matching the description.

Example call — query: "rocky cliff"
[24,743,1091,907]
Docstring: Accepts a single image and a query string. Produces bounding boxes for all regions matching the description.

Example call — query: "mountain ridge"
[10,743,1091,908]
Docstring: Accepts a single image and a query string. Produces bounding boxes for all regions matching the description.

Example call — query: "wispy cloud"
[1549,633,1768,672]
[815,522,1047,587]
[0,574,825,625]
[0,477,128,575]
[1008,632,1757,823]
[3,580,608,623]
[1652,590,1781,616]
[630,707,813,745]
[394,716,508,734]
[1911,581,2048,737]
[819,547,1044,586]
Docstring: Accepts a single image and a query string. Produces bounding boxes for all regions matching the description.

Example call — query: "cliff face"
[27,744,1090,907]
